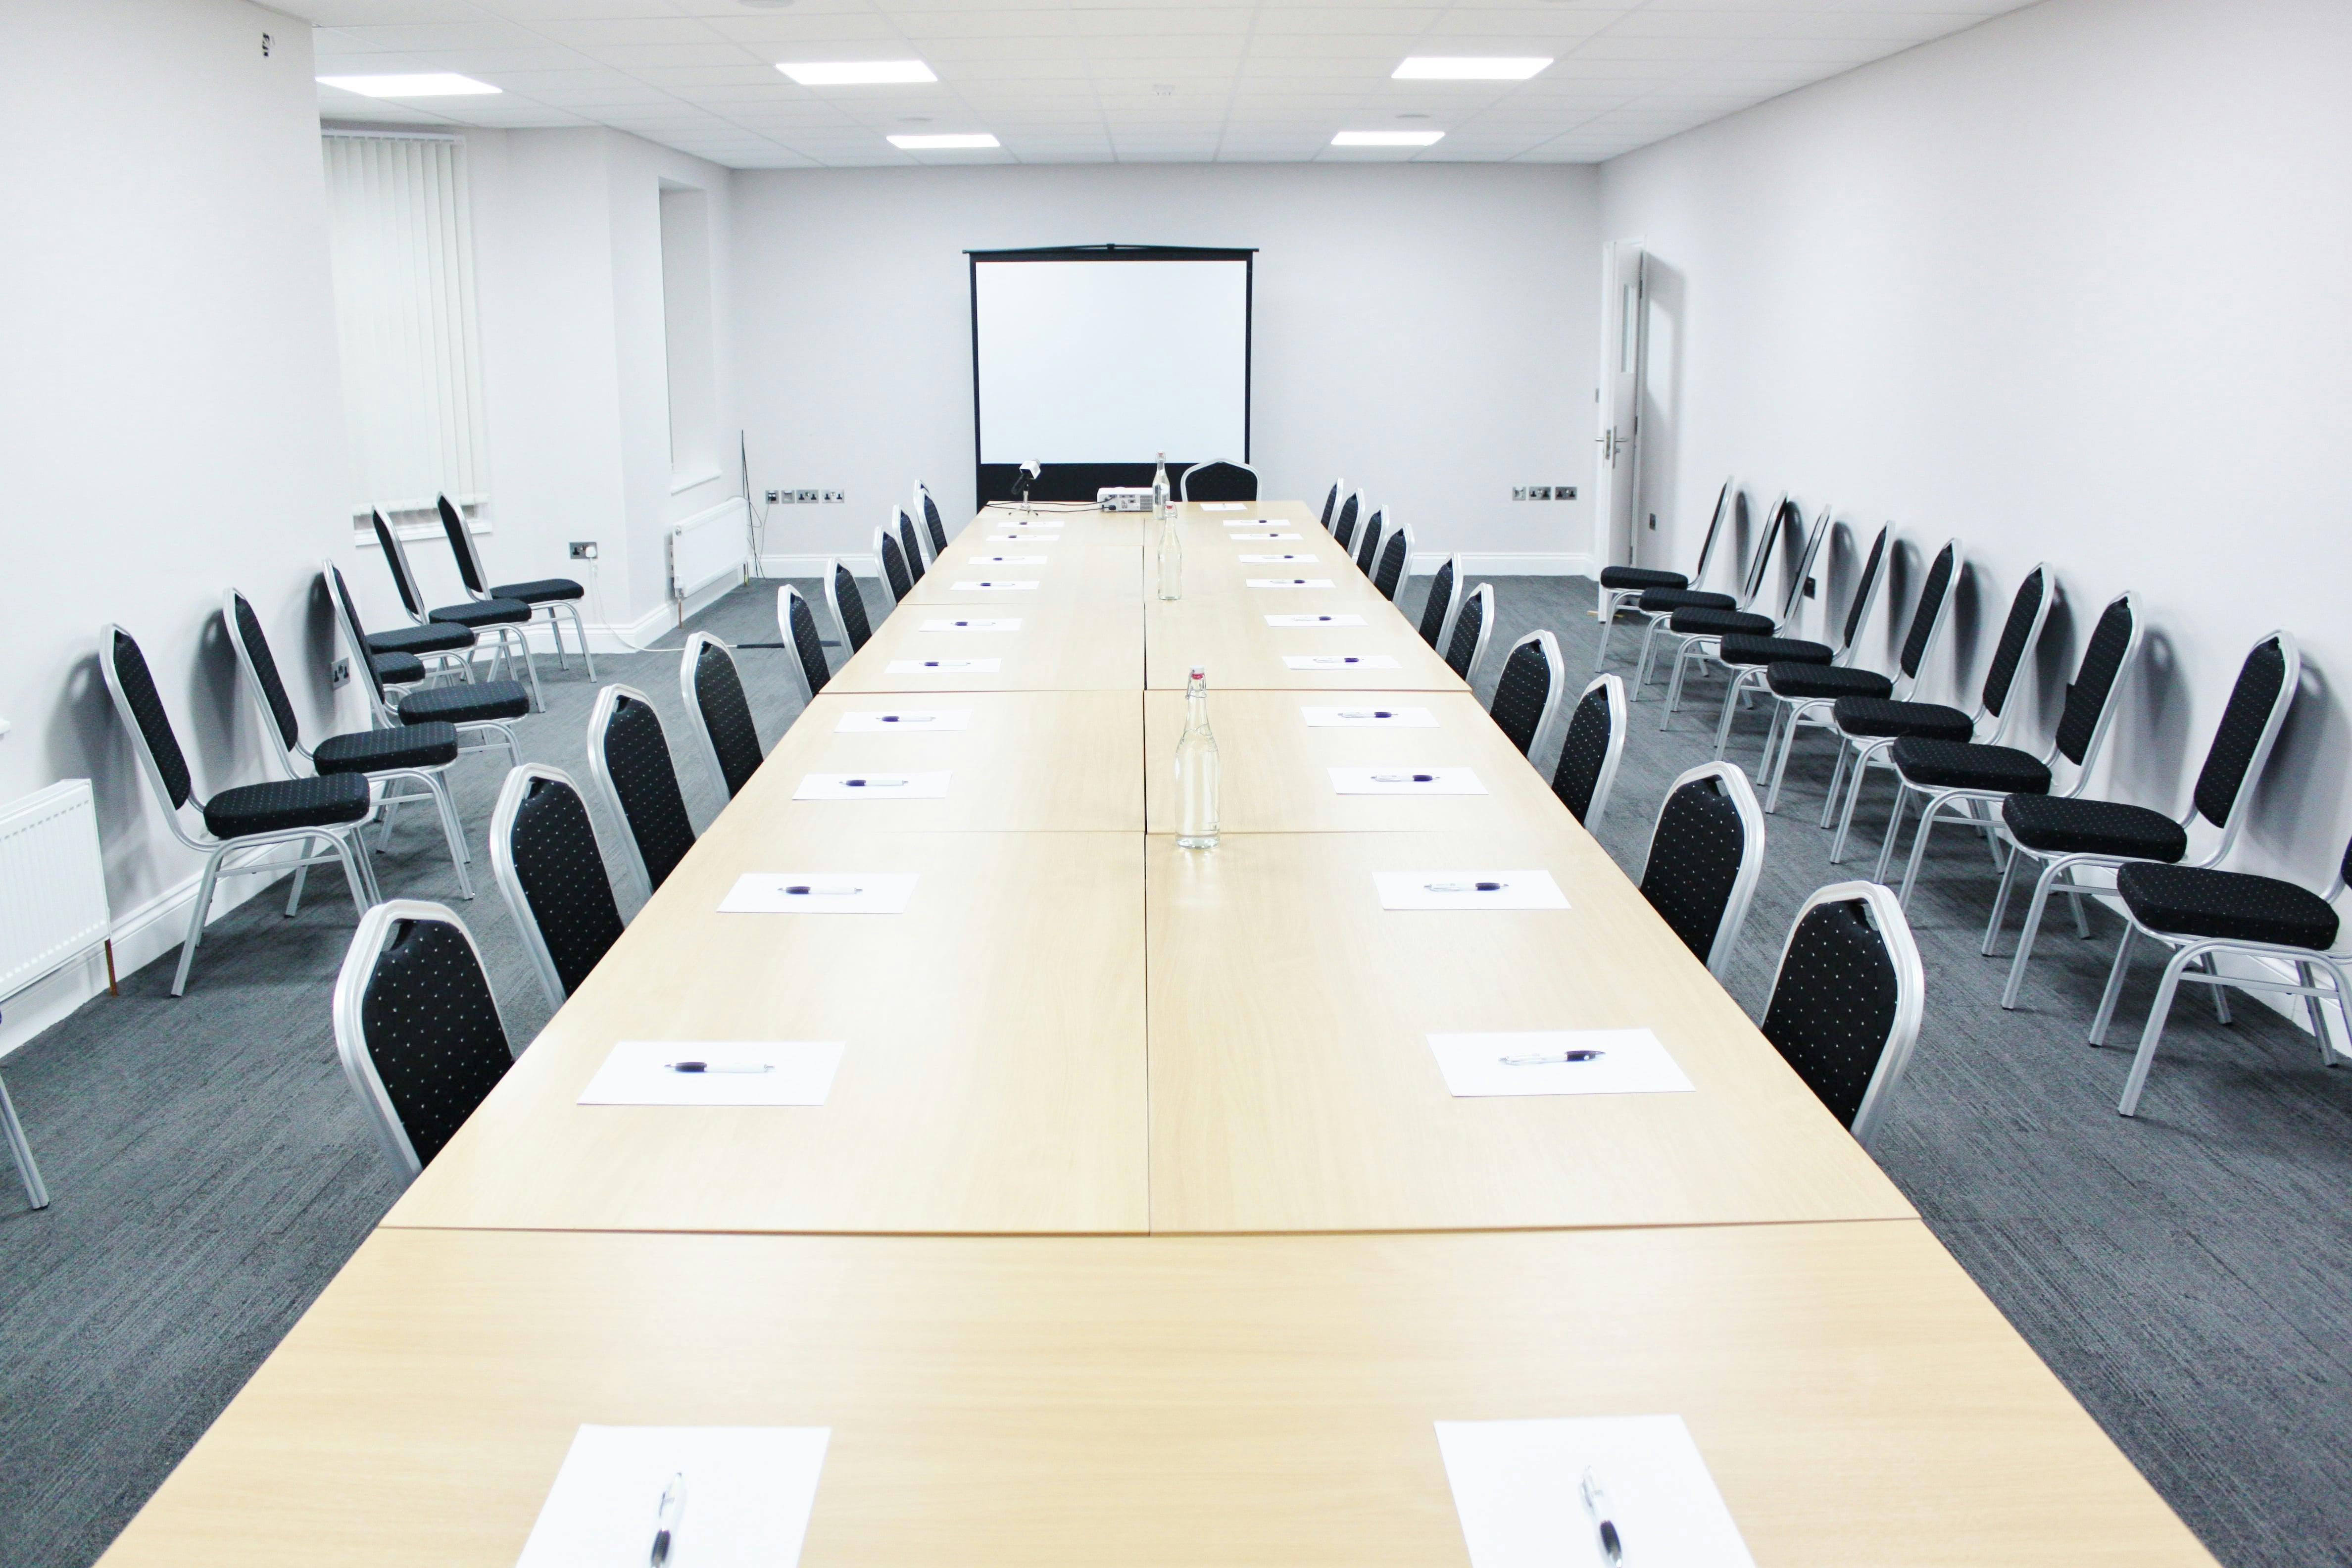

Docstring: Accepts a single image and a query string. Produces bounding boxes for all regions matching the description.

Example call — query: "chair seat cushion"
[2117,862,2340,950]
[370,652,425,686]
[396,681,530,725]
[1768,663,1893,700]
[1831,697,1974,741]
[428,597,531,629]
[1638,587,1736,613]
[490,577,586,604]
[313,723,462,775]
[365,622,474,656]
[1720,634,1834,668]
[2002,795,2189,862]
[1889,737,2053,794]
[1600,566,1687,591]
[1670,607,1774,637]
[202,774,370,839]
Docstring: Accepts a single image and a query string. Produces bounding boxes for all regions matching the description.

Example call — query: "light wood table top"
[901,540,1139,606]
[1144,688,1562,833]
[1145,586,1463,690]
[1145,824,1914,1233]
[385,828,1145,1234]
[97,1223,2212,1568]
[767,690,1141,833]
[829,589,1143,693]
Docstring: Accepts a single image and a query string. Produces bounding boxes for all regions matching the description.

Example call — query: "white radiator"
[668,498,750,601]
[0,780,112,1003]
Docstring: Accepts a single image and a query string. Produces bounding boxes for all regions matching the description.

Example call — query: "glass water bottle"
[1175,667,1220,849]
[1156,506,1183,600]
[1152,451,1171,520]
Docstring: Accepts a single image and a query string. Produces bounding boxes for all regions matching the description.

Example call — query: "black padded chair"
[1372,523,1413,602]
[874,525,914,606]
[1879,592,2141,908]
[224,588,471,899]
[916,484,950,560]
[1659,500,1833,730]
[1595,476,1735,673]
[1354,507,1387,576]
[1989,633,2300,1009]
[1638,761,1766,979]
[1179,459,1258,502]
[897,508,928,583]
[327,561,528,771]
[1758,881,1926,1140]
[101,624,379,996]
[1330,490,1365,555]
[1716,521,1890,769]
[1487,630,1566,758]
[587,685,698,901]
[777,586,831,700]
[434,493,592,679]
[491,764,629,1009]
[1444,583,1496,685]
[1316,480,1345,534]
[369,509,543,710]
[1416,554,1462,650]
[1632,490,1789,698]
[332,899,517,1178]
[1551,674,1627,826]
[826,557,873,655]
[680,632,765,801]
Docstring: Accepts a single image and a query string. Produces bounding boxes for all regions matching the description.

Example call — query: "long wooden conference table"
[98,499,2216,1566]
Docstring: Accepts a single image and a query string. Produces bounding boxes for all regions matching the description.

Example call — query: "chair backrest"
[916,484,948,558]
[1830,525,1892,662]
[777,585,831,701]
[99,624,196,817]
[826,557,873,654]
[332,899,514,1178]
[1372,523,1413,601]
[1551,673,1626,825]
[1769,503,1836,628]
[222,588,303,771]
[323,560,398,724]
[1488,630,1565,758]
[2052,592,2141,772]
[1974,565,2055,738]
[436,494,492,598]
[587,684,697,899]
[370,510,431,623]
[679,633,764,800]
[1355,508,1386,575]
[1758,881,1925,1141]
[1318,480,1344,533]
[1417,554,1461,650]
[897,509,927,582]
[1180,459,1258,502]
[2191,632,2301,853]
[1892,539,1962,696]
[1332,491,1363,552]
[875,526,912,605]
[1445,583,1495,683]
[1638,761,1765,979]
[490,764,627,1009]
[1687,477,1735,585]
[1732,493,1792,610]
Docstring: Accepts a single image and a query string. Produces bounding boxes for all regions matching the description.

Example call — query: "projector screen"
[968,245,1253,502]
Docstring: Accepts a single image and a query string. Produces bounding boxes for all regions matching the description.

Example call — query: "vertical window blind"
[321,133,490,522]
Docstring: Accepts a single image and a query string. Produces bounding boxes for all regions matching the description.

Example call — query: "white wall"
[1599,0,2352,886]
[728,163,1600,575]
[0,0,358,1050]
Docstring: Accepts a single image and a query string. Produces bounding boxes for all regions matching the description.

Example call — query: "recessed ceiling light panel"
[1392,57,1552,81]
[779,60,937,86]
[1332,130,1445,147]
[316,73,501,98]
[888,133,1000,150]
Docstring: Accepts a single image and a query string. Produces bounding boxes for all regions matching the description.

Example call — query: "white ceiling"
[297,0,2039,170]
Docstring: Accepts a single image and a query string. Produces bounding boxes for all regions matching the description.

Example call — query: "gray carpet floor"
[2,573,2348,1567]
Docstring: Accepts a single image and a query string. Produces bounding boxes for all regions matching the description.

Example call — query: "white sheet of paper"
[1425,1030,1693,1097]
[1281,653,1402,671]
[1266,613,1368,628]
[1329,766,1486,796]
[1375,870,1569,911]
[919,617,1021,632]
[1301,704,1438,727]
[793,771,951,801]
[514,1424,832,1568]
[1220,517,1279,526]
[987,534,1059,542]
[972,554,1047,565]
[578,1040,847,1106]
[834,708,972,732]
[719,873,918,914]
[1247,578,1336,588]
[1229,532,1305,540]
[1238,553,1320,563]
[1201,502,1249,511]
[950,579,1038,591]
[1435,1415,1756,1568]
[884,657,1002,674]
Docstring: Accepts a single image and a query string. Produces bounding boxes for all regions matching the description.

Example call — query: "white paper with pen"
[1247,578,1335,588]
[918,618,1020,632]
[513,1424,831,1568]
[1239,554,1319,563]
[1229,531,1304,540]
[1375,871,1568,911]
[1301,705,1436,727]
[1434,1415,1756,1568]
[1201,502,1249,511]
[987,533,1059,542]
[1281,654,1401,671]
[1329,767,1486,796]
[793,772,951,801]
[578,1040,846,1106]
[950,580,1039,591]
[719,874,917,914]
[884,658,1002,674]
[1426,1030,1692,1097]
[972,554,1047,565]
[834,709,972,733]
[1267,613,1367,628]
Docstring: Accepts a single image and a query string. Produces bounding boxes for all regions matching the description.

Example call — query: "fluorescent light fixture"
[779,60,936,86]
[1391,57,1552,81]
[1332,130,1445,147]
[316,73,501,98]
[888,132,1000,150]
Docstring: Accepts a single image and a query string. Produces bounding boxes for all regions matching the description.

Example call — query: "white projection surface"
[975,259,1249,463]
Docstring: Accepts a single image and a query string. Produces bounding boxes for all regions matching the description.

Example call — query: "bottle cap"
[1189,666,1206,680]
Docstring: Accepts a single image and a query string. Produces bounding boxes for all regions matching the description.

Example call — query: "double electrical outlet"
[767,489,845,504]
[1512,486,1579,501]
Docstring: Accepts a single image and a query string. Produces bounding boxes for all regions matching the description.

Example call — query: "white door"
[1596,240,1647,570]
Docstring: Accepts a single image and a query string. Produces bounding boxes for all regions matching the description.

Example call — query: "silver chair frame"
[776,586,828,702]
[1355,507,1387,576]
[1596,475,1734,673]
[1451,583,1497,686]
[913,482,949,562]
[677,631,757,801]
[1814,540,1967,858]
[1567,673,1629,826]
[1636,489,1789,700]
[1419,553,1464,653]
[585,684,680,904]
[1178,458,1259,502]
[1490,629,1567,759]
[326,560,523,775]
[1331,490,1368,555]
[437,494,595,680]
[1639,760,1767,980]
[1662,499,1832,729]
[1316,479,1345,533]
[372,510,545,711]
[896,507,928,581]
[490,762,616,1011]
[1725,520,1892,779]
[824,556,870,655]
[1372,521,1416,602]
[871,526,905,609]
[1766,881,1927,1142]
